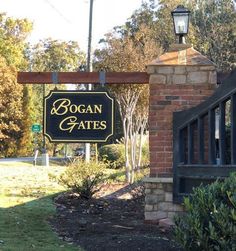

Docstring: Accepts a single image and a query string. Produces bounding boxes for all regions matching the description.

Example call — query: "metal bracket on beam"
[99,71,106,87]
[52,72,58,84]
[52,72,58,89]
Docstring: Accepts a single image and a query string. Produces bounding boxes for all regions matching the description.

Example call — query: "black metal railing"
[173,70,236,203]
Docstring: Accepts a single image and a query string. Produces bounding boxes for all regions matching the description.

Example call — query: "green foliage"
[174,172,236,251]
[18,85,35,156]
[187,0,236,72]
[30,38,86,72]
[58,161,107,199]
[0,57,23,157]
[105,166,149,183]
[99,144,125,169]
[141,141,150,166]
[0,13,34,157]
[0,13,33,70]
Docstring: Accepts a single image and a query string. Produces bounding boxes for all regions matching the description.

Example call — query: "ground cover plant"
[0,161,80,251]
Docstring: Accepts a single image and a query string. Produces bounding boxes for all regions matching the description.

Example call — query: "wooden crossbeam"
[17,72,149,84]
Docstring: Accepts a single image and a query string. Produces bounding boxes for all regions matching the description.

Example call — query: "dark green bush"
[57,161,107,199]
[99,144,125,169]
[174,172,236,251]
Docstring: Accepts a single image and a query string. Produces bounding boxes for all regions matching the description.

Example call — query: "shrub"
[99,144,125,169]
[174,172,236,251]
[57,161,107,199]
[140,141,150,167]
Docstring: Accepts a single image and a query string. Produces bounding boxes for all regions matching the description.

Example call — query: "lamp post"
[171,5,190,44]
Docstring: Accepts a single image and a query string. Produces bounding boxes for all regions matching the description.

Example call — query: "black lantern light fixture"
[171,5,190,44]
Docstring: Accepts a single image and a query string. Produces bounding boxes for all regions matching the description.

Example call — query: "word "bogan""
[51,99,102,115]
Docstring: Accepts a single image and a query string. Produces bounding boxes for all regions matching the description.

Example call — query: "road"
[0,157,64,163]
[0,157,35,162]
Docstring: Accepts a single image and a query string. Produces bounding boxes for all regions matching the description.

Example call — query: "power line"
[44,0,72,24]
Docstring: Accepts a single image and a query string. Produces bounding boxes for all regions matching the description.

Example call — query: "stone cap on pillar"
[148,44,215,66]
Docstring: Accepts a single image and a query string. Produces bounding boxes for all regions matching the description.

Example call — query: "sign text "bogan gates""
[44,91,114,142]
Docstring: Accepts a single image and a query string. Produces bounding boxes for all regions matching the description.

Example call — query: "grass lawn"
[0,161,81,251]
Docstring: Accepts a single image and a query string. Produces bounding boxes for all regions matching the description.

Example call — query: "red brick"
[149,78,216,176]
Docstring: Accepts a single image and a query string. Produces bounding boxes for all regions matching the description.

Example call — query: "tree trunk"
[138,130,144,169]
[138,118,148,169]
[130,132,137,184]
[123,117,131,183]
[129,115,138,184]
[115,89,143,184]
[53,143,58,157]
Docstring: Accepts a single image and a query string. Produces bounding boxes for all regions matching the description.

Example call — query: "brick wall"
[148,65,216,177]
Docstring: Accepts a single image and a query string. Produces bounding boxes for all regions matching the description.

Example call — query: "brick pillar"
[148,44,216,177]
[144,44,217,223]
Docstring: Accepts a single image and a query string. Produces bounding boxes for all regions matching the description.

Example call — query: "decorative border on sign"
[43,90,114,143]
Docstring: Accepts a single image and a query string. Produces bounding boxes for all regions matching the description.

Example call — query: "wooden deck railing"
[173,70,236,202]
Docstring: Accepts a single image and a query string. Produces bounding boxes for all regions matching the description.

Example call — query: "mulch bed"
[50,182,183,251]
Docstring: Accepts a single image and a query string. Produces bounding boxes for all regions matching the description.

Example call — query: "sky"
[0,0,144,52]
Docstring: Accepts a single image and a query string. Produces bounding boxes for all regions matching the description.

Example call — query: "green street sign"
[32,124,41,132]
